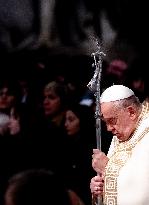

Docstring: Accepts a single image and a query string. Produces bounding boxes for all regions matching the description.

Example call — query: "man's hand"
[92,149,109,174]
[90,175,104,196]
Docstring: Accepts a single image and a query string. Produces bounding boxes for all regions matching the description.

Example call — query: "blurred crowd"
[0,55,148,205]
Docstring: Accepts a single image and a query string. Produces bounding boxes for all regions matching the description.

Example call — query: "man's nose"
[106,123,114,132]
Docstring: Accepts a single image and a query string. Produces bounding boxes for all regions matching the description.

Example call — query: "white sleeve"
[117,132,149,205]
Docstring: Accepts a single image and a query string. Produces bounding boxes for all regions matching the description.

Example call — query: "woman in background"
[64,103,96,205]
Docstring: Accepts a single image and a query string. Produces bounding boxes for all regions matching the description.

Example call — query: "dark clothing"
[64,135,95,205]
[0,135,25,204]
[27,111,68,175]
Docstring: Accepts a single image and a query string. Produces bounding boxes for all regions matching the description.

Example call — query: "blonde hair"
[44,81,68,108]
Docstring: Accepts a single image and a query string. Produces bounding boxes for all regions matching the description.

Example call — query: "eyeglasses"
[101,116,118,126]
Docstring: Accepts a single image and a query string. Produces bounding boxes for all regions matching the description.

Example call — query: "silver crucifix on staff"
[87,39,106,150]
[87,39,106,205]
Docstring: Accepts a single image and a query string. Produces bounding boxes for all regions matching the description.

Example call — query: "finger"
[91,186,103,195]
[95,176,104,183]
[92,159,100,170]
[92,153,94,158]
[93,149,100,154]
[92,176,102,183]
[95,185,103,191]
[10,108,14,118]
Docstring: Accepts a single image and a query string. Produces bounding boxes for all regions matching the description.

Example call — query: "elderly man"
[90,84,149,205]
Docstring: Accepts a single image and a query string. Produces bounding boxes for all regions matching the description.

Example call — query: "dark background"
[0,0,148,90]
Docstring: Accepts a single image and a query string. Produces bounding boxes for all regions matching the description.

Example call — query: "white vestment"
[103,104,149,205]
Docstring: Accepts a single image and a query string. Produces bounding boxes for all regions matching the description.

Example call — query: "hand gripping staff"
[87,39,106,205]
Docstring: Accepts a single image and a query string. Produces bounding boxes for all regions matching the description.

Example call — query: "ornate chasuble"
[103,104,149,205]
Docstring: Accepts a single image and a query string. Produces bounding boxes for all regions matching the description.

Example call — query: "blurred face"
[65,110,80,136]
[4,186,14,205]
[101,102,136,142]
[0,87,15,110]
[43,89,61,116]
[107,60,127,79]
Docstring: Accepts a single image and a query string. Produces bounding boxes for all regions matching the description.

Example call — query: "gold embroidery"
[104,148,131,205]
[103,105,149,205]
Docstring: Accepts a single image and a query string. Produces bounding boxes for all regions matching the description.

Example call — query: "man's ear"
[127,106,136,119]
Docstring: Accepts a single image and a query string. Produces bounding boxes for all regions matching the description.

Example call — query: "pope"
[90,84,149,205]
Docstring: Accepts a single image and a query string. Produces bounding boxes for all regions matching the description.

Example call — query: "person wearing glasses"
[90,84,149,205]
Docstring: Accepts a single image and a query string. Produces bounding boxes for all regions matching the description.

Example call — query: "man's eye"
[107,118,117,125]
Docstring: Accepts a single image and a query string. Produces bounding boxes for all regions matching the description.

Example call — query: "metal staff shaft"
[87,45,105,150]
[95,57,102,150]
[87,40,105,205]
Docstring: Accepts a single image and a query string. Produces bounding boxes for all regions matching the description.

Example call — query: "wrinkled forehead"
[101,102,118,117]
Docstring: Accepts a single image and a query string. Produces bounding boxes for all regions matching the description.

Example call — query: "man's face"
[101,102,134,142]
